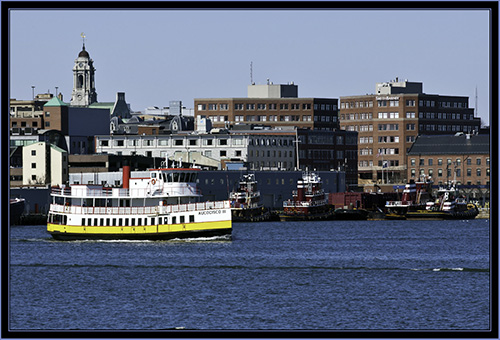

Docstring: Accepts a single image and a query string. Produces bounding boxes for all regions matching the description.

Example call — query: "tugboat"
[10,197,25,225]
[279,171,333,221]
[47,164,232,240]
[229,173,271,222]
[385,176,434,220]
[407,182,479,220]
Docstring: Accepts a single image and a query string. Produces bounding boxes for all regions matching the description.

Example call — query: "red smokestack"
[123,165,130,189]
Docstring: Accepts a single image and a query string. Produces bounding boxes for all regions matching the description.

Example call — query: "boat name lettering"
[198,209,224,215]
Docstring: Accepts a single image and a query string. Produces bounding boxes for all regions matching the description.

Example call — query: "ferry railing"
[49,200,230,215]
[51,185,201,198]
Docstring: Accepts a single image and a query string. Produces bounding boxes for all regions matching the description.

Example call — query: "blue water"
[9,219,490,331]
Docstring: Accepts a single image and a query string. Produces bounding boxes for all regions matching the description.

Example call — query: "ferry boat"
[229,173,272,222]
[47,165,232,240]
[279,171,333,221]
[385,177,433,220]
[406,183,479,220]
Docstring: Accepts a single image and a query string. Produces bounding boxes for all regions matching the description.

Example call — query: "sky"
[9,6,492,125]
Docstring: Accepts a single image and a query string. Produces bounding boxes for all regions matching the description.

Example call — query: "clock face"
[77,94,82,100]
[79,62,83,67]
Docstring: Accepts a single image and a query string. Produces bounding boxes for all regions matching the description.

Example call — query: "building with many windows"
[406,132,490,206]
[297,128,358,188]
[194,82,339,131]
[339,79,481,185]
[95,129,298,171]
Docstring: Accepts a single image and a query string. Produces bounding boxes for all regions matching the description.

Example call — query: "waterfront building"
[406,132,490,206]
[94,129,297,171]
[22,141,68,186]
[339,79,482,186]
[194,81,339,131]
[297,128,358,189]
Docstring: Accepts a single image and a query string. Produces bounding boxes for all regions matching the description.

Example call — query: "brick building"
[194,82,339,131]
[339,79,482,185]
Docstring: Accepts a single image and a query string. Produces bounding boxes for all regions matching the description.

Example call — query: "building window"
[476,158,481,165]
[476,168,481,176]
[45,122,50,127]
[31,150,36,156]
[208,104,217,110]
[31,162,36,168]
[198,104,206,111]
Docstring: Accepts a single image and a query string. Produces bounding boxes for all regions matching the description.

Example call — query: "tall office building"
[339,79,481,185]
[194,82,339,131]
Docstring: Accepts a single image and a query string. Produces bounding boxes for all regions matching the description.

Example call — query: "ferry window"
[179,173,186,182]
[138,218,142,226]
[64,216,67,225]
[82,218,86,226]
[151,218,155,225]
[100,218,104,226]
[125,218,129,226]
[163,173,167,182]
[131,218,135,226]
[119,218,123,226]
[172,216,177,224]
[180,216,185,223]
[167,173,173,182]
[88,218,92,226]
[158,217,162,224]
[189,215,195,223]
[173,173,180,182]
[152,173,157,179]
[112,218,116,226]
[106,218,110,226]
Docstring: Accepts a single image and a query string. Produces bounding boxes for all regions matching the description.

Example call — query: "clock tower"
[70,40,97,106]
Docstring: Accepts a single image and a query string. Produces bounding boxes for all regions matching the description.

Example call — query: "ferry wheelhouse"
[279,171,333,221]
[47,166,232,240]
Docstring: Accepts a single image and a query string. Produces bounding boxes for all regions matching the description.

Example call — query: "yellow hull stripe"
[48,220,231,235]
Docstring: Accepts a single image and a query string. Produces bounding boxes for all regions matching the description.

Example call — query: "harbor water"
[9,219,490,331]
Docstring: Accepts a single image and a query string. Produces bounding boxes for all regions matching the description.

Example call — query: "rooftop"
[408,134,490,156]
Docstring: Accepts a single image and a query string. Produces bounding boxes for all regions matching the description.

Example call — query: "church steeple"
[70,33,97,107]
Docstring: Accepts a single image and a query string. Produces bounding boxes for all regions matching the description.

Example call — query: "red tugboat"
[385,176,434,220]
[279,171,333,221]
[229,173,271,222]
